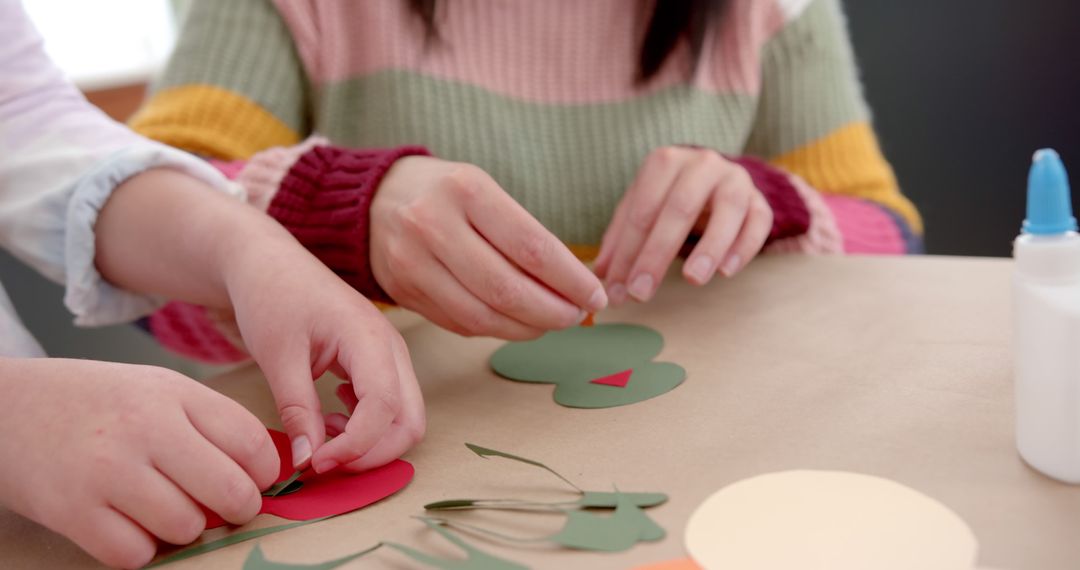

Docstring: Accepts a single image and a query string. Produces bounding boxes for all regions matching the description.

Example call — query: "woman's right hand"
[0,358,279,569]
[370,156,607,339]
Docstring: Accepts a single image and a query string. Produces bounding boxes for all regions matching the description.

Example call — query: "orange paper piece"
[202,429,413,529]
[590,368,632,388]
[582,313,596,327]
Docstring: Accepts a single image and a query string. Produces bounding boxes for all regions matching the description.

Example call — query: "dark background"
[4,0,1080,363]
[845,0,1080,256]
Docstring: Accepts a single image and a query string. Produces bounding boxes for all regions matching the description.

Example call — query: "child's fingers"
[259,344,326,471]
[335,382,360,411]
[65,506,156,570]
[342,338,426,471]
[340,423,417,471]
[310,335,402,472]
[108,465,205,546]
[185,390,279,490]
[324,412,349,438]
[152,425,263,525]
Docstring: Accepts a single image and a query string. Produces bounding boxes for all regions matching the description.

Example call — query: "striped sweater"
[131,0,923,362]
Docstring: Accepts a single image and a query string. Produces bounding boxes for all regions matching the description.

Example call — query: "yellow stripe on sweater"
[770,121,923,234]
[129,85,299,160]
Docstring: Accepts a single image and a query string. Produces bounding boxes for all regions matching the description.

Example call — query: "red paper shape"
[202,429,414,529]
[590,368,633,388]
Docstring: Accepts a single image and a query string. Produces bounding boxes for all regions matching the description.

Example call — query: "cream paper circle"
[684,470,978,570]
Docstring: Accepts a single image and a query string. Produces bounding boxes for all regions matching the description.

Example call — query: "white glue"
[1014,148,1080,483]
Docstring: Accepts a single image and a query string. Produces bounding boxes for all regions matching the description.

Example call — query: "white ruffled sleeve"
[0,0,242,329]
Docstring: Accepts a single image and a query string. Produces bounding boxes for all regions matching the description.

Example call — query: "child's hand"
[224,245,426,475]
[595,146,773,304]
[0,358,278,569]
[94,168,426,477]
[369,156,607,340]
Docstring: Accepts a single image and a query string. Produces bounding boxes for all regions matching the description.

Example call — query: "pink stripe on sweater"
[272,0,785,103]
[148,302,248,364]
[822,195,906,254]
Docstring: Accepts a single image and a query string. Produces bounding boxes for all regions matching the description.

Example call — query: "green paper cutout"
[385,518,528,569]
[424,492,667,512]
[578,491,668,509]
[465,443,581,491]
[242,542,381,570]
[490,324,686,408]
[146,517,332,568]
[548,509,638,552]
[264,470,304,497]
[549,493,664,551]
[431,493,665,553]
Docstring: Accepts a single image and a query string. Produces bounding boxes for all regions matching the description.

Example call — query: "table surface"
[2,255,1077,569]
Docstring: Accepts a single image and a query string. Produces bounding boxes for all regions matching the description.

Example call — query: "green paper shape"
[385,518,528,570]
[465,443,581,491]
[242,542,380,570]
[490,324,686,408]
[548,510,639,552]
[577,491,668,509]
[424,492,667,512]
[146,517,331,568]
[264,470,304,497]
[548,493,666,552]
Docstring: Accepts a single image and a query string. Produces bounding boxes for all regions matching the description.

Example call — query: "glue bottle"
[1014,148,1080,484]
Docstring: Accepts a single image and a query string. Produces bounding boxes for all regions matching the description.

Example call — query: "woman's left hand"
[594,146,774,304]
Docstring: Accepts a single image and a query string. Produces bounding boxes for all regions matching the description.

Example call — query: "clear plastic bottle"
[1013,148,1080,483]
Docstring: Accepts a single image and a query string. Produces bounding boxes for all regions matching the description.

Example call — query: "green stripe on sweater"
[158,0,311,134]
[744,0,870,157]
[316,71,758,243]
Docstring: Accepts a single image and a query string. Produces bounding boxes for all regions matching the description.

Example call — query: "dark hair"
[407,0,725,84]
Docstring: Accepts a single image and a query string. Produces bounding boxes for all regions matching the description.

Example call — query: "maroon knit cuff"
[268,145,431,304]
[722,154,811,243]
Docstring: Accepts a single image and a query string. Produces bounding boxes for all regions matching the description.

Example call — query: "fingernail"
[290,436,312,468]
[313,459,339,474]
[720,254,742,276]
[608,283,627,305]
[628,274,654,302]
[587,288,608,311]
[686,255,714,284]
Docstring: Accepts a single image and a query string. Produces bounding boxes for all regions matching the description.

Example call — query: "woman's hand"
[595,146,774,304]
[0,358,279,569]
[370,156,607,340]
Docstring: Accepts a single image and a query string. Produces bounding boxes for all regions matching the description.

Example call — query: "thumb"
[261,349,326,470]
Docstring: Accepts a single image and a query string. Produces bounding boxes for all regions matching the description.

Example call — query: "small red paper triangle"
[590,368,632,388]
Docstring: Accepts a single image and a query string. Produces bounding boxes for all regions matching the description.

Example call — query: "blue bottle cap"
[1023,148,1078,235]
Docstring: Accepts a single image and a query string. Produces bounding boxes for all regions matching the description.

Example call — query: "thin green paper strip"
[385,518,528,569]
[465,444,581,491]
[263,470,304,497]
[432,493,665,553]
[242,542,381,570]
[490,324,686,408]
[146,517,332,568]
[447,443,668,508]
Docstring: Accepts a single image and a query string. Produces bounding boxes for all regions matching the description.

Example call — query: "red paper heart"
[202,429,414,528]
